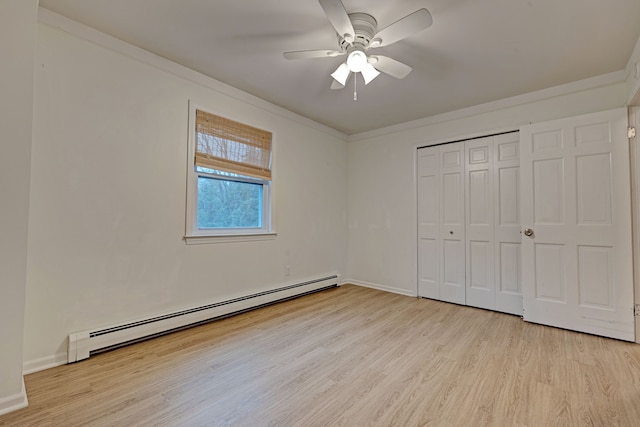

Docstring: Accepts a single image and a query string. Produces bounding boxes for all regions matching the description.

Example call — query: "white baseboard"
[23,352,67,375]
[0,378,28,416]
[68,275,340,363]
[343,279,417,297]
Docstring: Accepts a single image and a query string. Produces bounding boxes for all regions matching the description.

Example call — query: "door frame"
[629,107,640,343]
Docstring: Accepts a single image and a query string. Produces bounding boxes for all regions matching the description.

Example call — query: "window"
[186,104,274,243]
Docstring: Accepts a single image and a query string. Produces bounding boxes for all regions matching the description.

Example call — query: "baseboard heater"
[68,275,338,363]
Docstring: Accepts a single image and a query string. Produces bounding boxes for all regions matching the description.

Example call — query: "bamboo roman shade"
[195,110,272,180]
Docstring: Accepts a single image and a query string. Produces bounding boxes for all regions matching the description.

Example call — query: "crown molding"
[348,70,626,142]
[36,7,348,142]
[625,35,640,106]
[625,35,640,80]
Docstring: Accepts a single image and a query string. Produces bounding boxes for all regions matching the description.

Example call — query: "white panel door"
[493,133,523,315]
[417,147,440,299]
[464,133,522,315]
[417,143,466,304]
[439,143,466,304]
[465,137,495,310]
[520,108,634,341]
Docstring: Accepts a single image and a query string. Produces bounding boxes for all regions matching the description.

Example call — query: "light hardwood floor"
[3,284,640,426]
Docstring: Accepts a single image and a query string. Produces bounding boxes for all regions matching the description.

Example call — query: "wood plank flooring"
[2,284,640,426]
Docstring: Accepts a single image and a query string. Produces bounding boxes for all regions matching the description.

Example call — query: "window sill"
[184,232,277,245]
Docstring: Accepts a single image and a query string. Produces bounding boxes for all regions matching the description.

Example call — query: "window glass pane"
[197,176,263,229]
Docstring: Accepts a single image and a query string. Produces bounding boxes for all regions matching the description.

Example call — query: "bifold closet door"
[419,134,522,314]
[464,134,522,315]
[464,137,495,310]
[417,147,439,299]
[492,133,522,315]
[520,108,634,341]
[417,143,466,304]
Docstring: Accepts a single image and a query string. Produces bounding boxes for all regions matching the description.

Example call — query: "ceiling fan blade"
[319,0,355,40]
[371,56,412,79]
[371,9,433,47]
[283,49,344,59]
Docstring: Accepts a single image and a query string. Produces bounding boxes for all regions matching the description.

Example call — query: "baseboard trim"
[23,352,67,375]
[68,275,339,363]
[343,279,417,297]
[0,378,28,416]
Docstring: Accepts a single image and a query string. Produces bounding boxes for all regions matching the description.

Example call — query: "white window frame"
[185,102,275,244]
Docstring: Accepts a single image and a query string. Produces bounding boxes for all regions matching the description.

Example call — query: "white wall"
[0,0,37,414]
[23,17,348,367]
[346,79,629,295]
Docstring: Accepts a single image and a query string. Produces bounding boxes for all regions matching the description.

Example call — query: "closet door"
[520,108,634,341]
[493,133,522,315]
[417,147,440,299]
[465,137,495,310]
[419,136,520,312]
[464,134,522,314]
[438,143,466,304]
[417,143,466,304]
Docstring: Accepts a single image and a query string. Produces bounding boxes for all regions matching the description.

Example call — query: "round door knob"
[523,228,534,237]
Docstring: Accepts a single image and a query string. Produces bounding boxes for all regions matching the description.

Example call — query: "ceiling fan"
[283,0,433,91]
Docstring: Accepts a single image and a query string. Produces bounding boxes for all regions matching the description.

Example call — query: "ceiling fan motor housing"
[339,13,377,50]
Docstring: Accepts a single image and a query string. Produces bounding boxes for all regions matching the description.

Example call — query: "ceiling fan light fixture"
[331,63,350,85]
[361,63,380,84]
[346,48,367,72]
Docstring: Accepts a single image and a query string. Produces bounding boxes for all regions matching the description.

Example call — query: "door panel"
[520,108,634,341]
[443,173,462,224]
[498,167,519,225]
[494,132,523,315]
[469,241,491,290]
[577,245,614,309]
[439,144,466,304]
[533,243,566,302]
[499,242,521,293]
[469,170,490,225]
[533,158,565,224]
[576,154,611,225]
[417,143,465,304]
[419,238,438,297]
[465,137,494,310]
[417,149,439,299]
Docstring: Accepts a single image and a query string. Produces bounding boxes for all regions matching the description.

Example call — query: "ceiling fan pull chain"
[354,74,358,101]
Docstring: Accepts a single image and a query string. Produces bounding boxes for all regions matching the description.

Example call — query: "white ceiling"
[39,0,640,135]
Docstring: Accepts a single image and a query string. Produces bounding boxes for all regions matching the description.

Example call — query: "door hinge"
[635,304,640,317]
[629,127,636,139]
